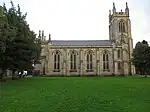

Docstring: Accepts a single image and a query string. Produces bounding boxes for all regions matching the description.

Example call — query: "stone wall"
[36,45,131,76]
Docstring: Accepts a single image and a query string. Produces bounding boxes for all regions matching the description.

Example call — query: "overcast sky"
[1,0,150,47]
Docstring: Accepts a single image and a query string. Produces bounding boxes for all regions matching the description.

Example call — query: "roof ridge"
[51,40,112,46]
[52,40,110,41]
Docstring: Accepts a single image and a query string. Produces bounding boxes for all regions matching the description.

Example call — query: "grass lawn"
[0,77,150,112]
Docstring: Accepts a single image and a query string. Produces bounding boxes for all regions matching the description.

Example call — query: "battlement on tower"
[109,2,129,23]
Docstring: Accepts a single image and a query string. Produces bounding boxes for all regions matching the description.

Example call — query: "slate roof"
[51,40,112,46]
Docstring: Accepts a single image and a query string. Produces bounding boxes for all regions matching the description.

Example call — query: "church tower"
[109,2,130,43]
[109,2,134,75]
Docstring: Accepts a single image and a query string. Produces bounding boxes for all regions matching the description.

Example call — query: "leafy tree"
[142,40,148,45]
[132,40,150,77]
[0,1,41,80]
[0,6,15,80]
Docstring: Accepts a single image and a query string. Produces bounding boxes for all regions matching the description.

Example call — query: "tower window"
[103,51,109,71]
[119,20,125,32]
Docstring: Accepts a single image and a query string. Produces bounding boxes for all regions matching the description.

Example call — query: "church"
[35,2,135,76]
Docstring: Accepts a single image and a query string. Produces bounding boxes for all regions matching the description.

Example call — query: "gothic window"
[118,49,121,59]
[103,51,109,71]
[53,51,60,72]
[86,51,93,72]
[118,62,122,70]
[119,20,125,32]
[70,51,77,71]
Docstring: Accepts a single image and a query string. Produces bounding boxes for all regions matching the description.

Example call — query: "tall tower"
[109,2,130,42]
[109,2,134,75]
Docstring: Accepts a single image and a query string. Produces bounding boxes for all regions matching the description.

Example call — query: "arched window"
[70,51,77,71]
[103,51,109,71]
[54,51,60,72]
[86,51,93,71]
[119,20,125,32]
[118,62,122,70]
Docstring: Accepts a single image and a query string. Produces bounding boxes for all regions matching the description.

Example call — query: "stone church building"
[35,2,135,76]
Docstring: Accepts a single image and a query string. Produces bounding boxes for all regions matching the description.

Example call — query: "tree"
[142,40,148,45]
[0,6,15,80]
[0,24,8,80]
[132,40,150,77]
[0,1,41,80]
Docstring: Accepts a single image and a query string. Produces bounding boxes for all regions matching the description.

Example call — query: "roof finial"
[42,30,44,37]
[48,33,52,44]
[125,2,129,15]
[126,2,128,9]
[38,30,41,39]
[109,10,111,16]
[41,30,44,40]
[49,33,51,41]
[113,2,116,13]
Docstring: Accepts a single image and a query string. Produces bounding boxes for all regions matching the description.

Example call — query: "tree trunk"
[0,68,4,81]
[144,72,147,78]
[0,68,6,82]
[12,70,16,80]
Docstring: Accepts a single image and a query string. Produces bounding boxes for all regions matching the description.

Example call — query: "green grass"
[0,77,150,112]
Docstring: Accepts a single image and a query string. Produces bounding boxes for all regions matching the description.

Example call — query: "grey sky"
[1,0,150,47]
